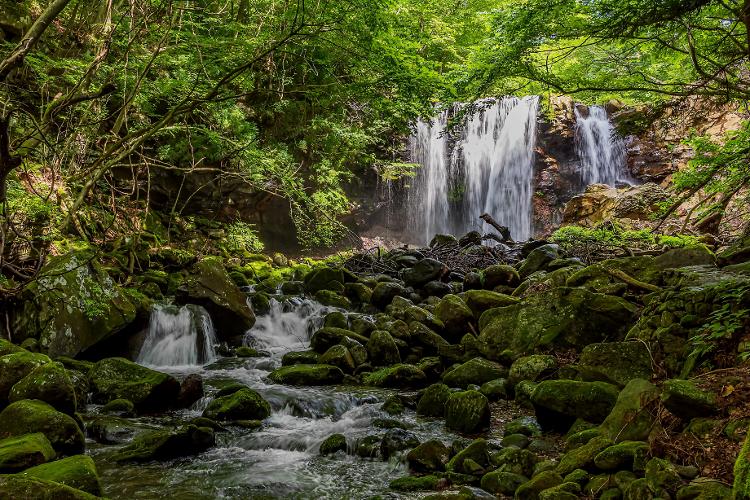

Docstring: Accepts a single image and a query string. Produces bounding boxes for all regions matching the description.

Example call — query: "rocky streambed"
[1,232,750,499]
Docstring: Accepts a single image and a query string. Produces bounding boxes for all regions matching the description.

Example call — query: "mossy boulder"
[403,258,445,287]
[366,330,401,366]
[88,357,180,412]
[480,378,509,401]
[531,380,620,431]
[176,257,255,342]
[371,282,408,309]
[447,438,490,475]
[319,433,347,455]
[661,379,718,419]
[0,475,100,499]
[0,400,84,456]
[281,350,319,366]
[556,436,613,476]
[0,339,24,357]
[111,424,215,462]
[599,379,660,443]
[482,264,521,289]
[389,474,443,492]
[417,383,452,417]
[21,455,102,496]
[309,327,368,353]
[518,244,561,278]
[445,390,490,434]
[14,250,138,358]
[481,470,527,496]
[463,290,519,319]
[735,426,750,500]
[202,387,270,421]
[267,364,344,386]
[314,290,353,309]
[0,433,55,473]
[508,355,557,388]
[0,351,52,402]
[515,470,564,500]
[319,345,356,372]
[407,439,451,472]
[491,447,538,477]
[442,357,507,389]
[101,399,134,416]
[9,362,77,414]
[363,364,427,388]
[594,441,649,471]
[381,428,420,459]
[434,294,474,341]
[478,287,637,359]
[578,342,652,387]
[304,267,345,294]
[344,282,373,304]
[387,297,445,331]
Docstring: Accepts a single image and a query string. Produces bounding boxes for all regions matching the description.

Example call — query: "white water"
[575,105,629,186]
[137,304,218,367]
[243,297,328,357]
[407,96,540,243]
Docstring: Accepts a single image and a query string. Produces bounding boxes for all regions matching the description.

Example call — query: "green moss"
[445,390,490,434]
[0,400,84,456]
[442,357,507,389]
[734,426,750,500]
[202,387,271,421]
[0,475,99,499]
[0,351,52,400]
[267,364,344,386]
[21,455,102,496]
[0,340,25,357]
[389,474,442,492]
[9,362,77,415]
[319,433,347,455]
[0,433,56,473]
[362,364,427,388]
[88,357,180,412]
[112,424,215,462]
[417,383,452,417]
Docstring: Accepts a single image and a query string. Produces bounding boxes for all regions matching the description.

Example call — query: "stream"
[84,298,485,499]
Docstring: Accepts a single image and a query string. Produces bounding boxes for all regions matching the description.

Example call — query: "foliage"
[225,222,264,255]
[689,282,750,366]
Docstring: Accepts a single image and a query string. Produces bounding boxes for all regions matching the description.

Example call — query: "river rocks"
[0,351,51,402]
[176,374,204,408]
[363,364,427,388]
[112,424,215,462]
[443,357,507,389]
[480,378,508,401]
[594,441,649,471]
[515,470,563,500]
[479,287,637,359]
[366,330,400,366]
[88,357,180,412]
[660,379,718,419]
[448,438,491,475]
[9,362,77,414]
[556,435,612,476]
[267,364,344,386]
[21,454,103,496]
[481,470,527,496]
[578,342,652,387]
[0,400,85,456]
[0,475,99,500]
[518,244,561,278]
[404,258,446,287]
[599,379,660,442]
[304,267,345,294]
[319,345,356,372]
[508,355,557,389]
[202,387,270,421]
[491,447,538,477]
[531,380,620,431]
[0,433,55,473]
[417,383,452,417]
[310,327,369,353]
[463,290,519,318]
[371,282,408,309]
[389,474,443,492]
[314,290,352,309]
[434,294,474,341]
[407,439,451,472]
[13,250,139,358]
[380,428,420,459]
[445,390,490,434]
[319,433,347,455]
[735,426,750,499]
[282,350,319,366]
[176,257,255,342]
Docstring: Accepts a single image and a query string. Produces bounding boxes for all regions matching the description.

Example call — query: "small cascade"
[574,105,629,186]
[406,96,540,244]
[137,304,218,367]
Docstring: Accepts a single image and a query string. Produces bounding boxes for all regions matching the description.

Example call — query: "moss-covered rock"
[112,424,215,462]
[202,387,270,421]
[389,474,443,492]
[371,282,408,309]
[267,364,345,386]
[531,380,620,430]
[9,362,77,414]
[599,379,660,443]
[479,287,637,359]
[556,436,613,476]
[381,428,420,459]
[319,433,347,456]
[101,399,134,416]
[0,475,100,499]
[234,346,262,358]
[21,455,102,496]
[387,297,445,331]
[319,345,356,372]
[480,378,508,401]
[88,357,180,412]
[304,267,345,294]
[736,424,750,499]
[447,438,490,475]
[363,364,427,388]
[578,342,652,387]
[176,257,255,342]
[0,351,52,402]
[443,357,507,389]
[491,447,538,477]
[482,264,521,289]
[0,433,55,473]
[463,290,519,319]
[480,470,527,496]
[0,339,24,357]
[0,400,84,456]
[309,327,369,353]
[314,290,353,309]
[445,390,490,434]
[14,250,138,358]
[281,350,319,366]
[417,383,452,417]
[595,441,649,472]
[404,258,445,287]
[515,470,564,500]
[366,330,400,366]
[435,294,474,342]
[508,355,557,388]
[407,439,451,472]
[661,379,718,419]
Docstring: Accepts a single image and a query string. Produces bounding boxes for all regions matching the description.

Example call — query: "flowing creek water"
[85,298,517,499]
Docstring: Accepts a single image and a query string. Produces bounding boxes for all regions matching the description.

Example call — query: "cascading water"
[406,96,540,244]
[574,105,629,186]
[137,304,218,367]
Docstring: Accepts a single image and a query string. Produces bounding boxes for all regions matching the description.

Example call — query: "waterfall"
[406,96,540,244]
[244,297,328,357]
[137,304,218,367]
[574,105,629,186]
